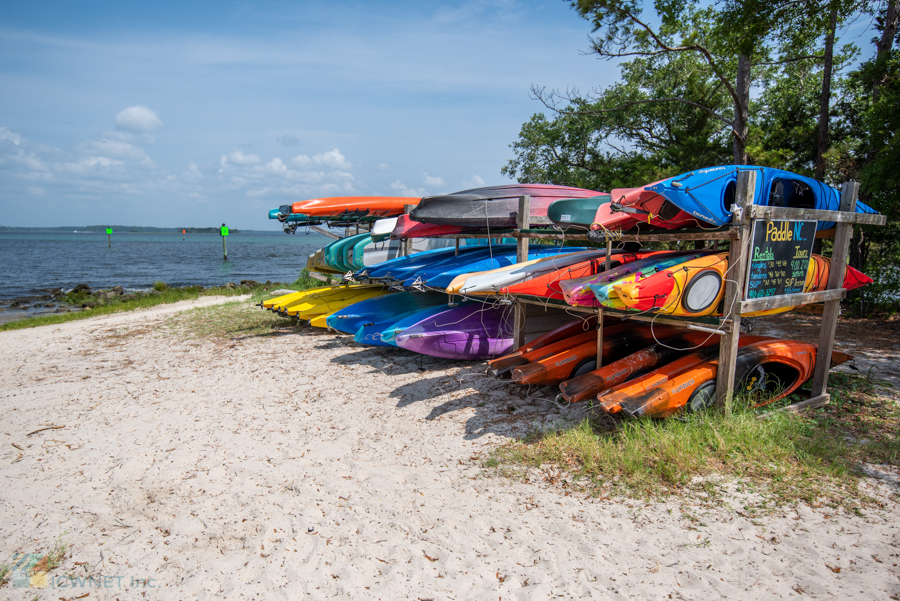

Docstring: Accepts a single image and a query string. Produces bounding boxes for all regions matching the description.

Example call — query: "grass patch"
[488,373,898,509]
[165,299,303,341]
[0,270,326,333]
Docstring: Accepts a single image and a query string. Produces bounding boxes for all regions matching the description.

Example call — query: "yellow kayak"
[281,285,392,319]
[261,286,334,310]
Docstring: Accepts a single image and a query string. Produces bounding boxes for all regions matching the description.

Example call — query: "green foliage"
[153,281,168,292]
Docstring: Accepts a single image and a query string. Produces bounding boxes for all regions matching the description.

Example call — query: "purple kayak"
[394,304,515,360]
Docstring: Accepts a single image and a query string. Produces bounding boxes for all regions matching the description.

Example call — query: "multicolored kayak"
[612,253,873,317]
[444,250,608,295]
[325,291,449,335]
[644,166,878,230]
[409,184,604,229]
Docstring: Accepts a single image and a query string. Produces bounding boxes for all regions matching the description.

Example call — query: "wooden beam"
[749,204,885,225]
[739,288,845,314]
[513,195,531,349]
[310,226,341,240]
[595,308,604,370]
[517,227,739,242]
[811,182,859,396]
[306,271,333,283]
[715,170,756,414]
[401,204,415,256]
[757,394,830,419]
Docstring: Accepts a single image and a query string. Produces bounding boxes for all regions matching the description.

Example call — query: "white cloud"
[390,179,425,197]
[462,175,485,188]
[291,148,352,171]
[377,163,389,170]
[114,106,164,133]
[0,127,24,146]
[423,172,445,187]
[224,150,261,166]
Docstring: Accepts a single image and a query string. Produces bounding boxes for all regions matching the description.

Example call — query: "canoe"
[645,166,878,229]
[290,196,420,218]
[409,184,604,229]
[612,340,853,418]
[325,291,450,335]
[613,253,873,317]
[558,251,702,307]
[445,250,609,295]
[509,325,685,386]
[394,303,516,360]
[558,333,772,403]
[547,195,612,229]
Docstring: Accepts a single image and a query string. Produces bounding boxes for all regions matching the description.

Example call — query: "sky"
[0,0,616,229]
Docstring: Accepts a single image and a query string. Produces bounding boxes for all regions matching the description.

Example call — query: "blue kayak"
[368,245,519,285]
[355,247,466,281]
[326,291,449,335]
[646,166,877,230]
[361,303,466,347]
[406,246,589,289]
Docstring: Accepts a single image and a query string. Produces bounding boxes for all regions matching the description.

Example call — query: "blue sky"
[0,0,614,228]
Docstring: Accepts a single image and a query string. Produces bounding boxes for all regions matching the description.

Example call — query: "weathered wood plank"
[514,196,531,349]
[811,183,859,396]
[310,226,341,240]
[739,288,845,313]
[757,394,830,419]
[748,204,884,225]
[715,170,756,414]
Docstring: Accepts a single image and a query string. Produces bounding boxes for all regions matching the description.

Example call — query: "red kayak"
[487,316,599,377]
[390,214,476,239]
[592,182,703,231]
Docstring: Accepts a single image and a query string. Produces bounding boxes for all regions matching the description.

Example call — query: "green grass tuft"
[152,281,168,291]
[489,373,899,509]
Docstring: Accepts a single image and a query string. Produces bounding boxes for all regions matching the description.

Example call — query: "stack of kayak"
[254,167,879,419]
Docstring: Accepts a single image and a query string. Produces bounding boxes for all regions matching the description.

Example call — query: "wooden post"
[513,195,531,349]
[604,240,612,271]
[810,182,859,397]
[222,236,227,260]
[595,307,604,370]
[455,238,460,256]
[402,204,415,257]
[714,170,756,414]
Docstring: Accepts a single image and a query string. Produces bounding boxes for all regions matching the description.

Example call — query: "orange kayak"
[510,325,685,386]
[290,196,420,218]
[608,339,852,418]
[487,316,599,377]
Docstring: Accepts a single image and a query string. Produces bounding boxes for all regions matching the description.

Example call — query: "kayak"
[355,247,468,283]
[509,325,685,386]
[394,303,516,360]
[547,195,613,229]
[356,303,457,347]
[325,291,449,335]
[409,184,604,229]
[644,166,878,230]
[558,251,701,307]
[612,253,873,317]
[611,340,853,418]
[587,252,712,309]
[596,181,702,230]
[277,285,392,319]
[371,217,398,242]
[410,246,590,289]
[558,333,772,403]
[445,250,609,295]
[260,286,337,311]
[390,214,477,239]
[487,316,599,377]
[290,196,420,218]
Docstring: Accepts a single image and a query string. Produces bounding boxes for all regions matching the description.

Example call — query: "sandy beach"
[1,297,899,600]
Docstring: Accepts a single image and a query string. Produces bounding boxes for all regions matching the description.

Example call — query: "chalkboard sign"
[744,220,817,300]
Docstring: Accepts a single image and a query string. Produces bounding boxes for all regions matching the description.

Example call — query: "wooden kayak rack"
[390,174,888,416]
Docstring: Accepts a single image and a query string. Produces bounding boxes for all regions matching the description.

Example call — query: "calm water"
[0,231,333,299]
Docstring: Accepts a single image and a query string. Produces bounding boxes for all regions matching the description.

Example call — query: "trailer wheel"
[571,358,597,378]
[686,381,717,413]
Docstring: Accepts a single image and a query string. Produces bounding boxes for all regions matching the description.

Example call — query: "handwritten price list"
[744,219,817,300]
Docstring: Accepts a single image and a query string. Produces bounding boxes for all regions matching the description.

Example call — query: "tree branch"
[577,97,733,127]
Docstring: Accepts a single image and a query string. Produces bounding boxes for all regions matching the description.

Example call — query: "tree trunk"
[732,55,751,165]
[815,5,838,181]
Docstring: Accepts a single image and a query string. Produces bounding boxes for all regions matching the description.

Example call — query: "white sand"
[1,298,898,599]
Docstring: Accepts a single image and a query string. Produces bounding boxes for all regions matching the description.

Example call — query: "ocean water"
[0,231,333,299]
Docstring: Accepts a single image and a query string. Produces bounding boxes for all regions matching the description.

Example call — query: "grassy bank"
[0,271,324,332]
[488,373,899,510]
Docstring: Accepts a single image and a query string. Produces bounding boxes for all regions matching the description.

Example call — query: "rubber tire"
[740,364,767,395]
[571,358,597,379]
[686,380,717,413]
